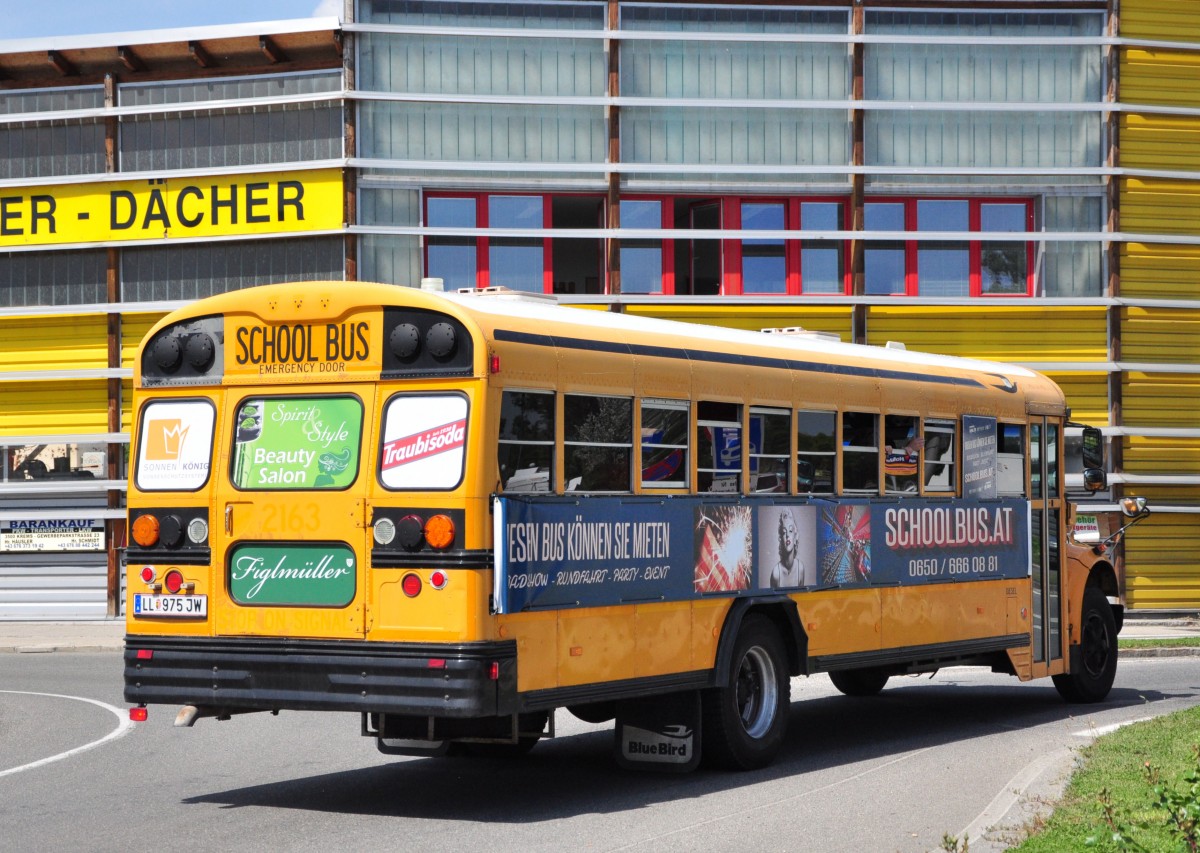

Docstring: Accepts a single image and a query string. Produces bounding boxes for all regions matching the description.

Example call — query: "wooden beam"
[188,40,214,68]
[260,36,288,64]
[47,49,78,76]
[118,46,147,73]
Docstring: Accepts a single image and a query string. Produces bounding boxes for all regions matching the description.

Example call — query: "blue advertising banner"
[962,415,999,499]
[493,495,1030,613]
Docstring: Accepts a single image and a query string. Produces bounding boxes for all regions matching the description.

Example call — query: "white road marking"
[0,690,135,778]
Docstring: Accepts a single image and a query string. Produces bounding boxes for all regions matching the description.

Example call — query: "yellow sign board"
[226,313,382,381]
[0,168,343,248]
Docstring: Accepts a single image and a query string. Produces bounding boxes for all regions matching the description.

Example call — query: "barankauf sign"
[0,518,104,552]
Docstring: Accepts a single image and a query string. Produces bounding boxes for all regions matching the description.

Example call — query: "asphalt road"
[3,653,1199,853]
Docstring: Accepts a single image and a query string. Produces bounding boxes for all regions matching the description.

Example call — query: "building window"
[863,198,1034,297]
[426,196,478,290]
[739,202,787,295]
[488,195,545,293]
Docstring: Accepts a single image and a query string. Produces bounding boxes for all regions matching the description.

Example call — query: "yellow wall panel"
[865,306,1107,363]
[1122,307,1200,362]
[1121,1,1200,43]
[0,315,108,373]
[1045,372,1110,426]
[624,304,853,339]
[121,313,165,369]
[1124,437,1200,475]
[1120,50,1200,108]
[0,380,109,436]
[1121,178,1200,237]
[1120,114,1200,170]
[1122,372,1200,426]
[1124,513,1200,610]
[1121,243,1200,300]
[122,378,134,435]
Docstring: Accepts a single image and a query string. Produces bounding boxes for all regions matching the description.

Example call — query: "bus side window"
[842,411,878,495]
[796,409,836,495]
[564,394,633,493]
[923,418,957,493]
[498,389,555,493]
[697,401,742,493]
[641,399,689,489]
[750,407,790,493]
[997,423,1025,497]
[884,414,920,494]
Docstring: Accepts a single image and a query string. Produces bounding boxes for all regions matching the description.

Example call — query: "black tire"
[1052,586,1118,703]
[828,668,890,697]
[702,615,790,771]
[568,702,616,724]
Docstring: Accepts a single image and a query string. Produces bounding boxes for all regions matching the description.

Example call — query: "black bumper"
[123,635,518,718]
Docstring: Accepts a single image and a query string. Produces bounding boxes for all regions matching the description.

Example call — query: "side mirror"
[1121,496,1150,518]
[1082,467,1107,492]
[1081,426,1104,470]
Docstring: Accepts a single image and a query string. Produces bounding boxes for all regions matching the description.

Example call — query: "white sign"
[379,394,468,490]
[135,400,216,491]
[0,519,104,552]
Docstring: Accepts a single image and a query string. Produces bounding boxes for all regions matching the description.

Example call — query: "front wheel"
[1052,586,1117,703]
[702,615,790,770]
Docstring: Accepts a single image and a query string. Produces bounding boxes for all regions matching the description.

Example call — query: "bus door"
[1029,417,1063,668]
[213,389,373,639]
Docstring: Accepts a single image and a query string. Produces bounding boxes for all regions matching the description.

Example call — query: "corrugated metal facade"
[1119,0,1200,608]
[3,3,1200,615]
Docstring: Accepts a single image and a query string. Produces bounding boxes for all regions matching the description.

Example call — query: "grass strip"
[1012,705,1200,852]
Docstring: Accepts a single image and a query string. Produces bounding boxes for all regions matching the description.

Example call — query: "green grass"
[1120,637,1200,649]
[1010,705,1200,852]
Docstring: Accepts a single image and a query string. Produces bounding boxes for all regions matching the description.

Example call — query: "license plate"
[133,594,208,617]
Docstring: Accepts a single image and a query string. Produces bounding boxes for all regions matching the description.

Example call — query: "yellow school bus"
[124,280,1136,770]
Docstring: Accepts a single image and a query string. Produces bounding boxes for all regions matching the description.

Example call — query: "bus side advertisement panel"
[493,496,1030,614]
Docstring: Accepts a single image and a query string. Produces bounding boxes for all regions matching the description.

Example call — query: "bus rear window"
[231,396,363,490]
[135,399,216,492]
[379,393,468,490]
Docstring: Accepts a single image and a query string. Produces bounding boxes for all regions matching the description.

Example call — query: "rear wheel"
[1052,586,1117,703]
[702,615,790,770]
[828,668,890,697]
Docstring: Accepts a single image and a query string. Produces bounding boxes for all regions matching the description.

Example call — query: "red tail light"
[164,569,185,593]
[401,573,422,597]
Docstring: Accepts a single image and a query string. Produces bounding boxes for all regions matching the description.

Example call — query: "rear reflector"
[427,658,446,669]
[489,661,500,681]
[401,573,421,597]
[136,649,153,660]
[130,707,148,722]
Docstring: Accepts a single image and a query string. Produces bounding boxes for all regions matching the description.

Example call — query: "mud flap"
[613,691,701,772]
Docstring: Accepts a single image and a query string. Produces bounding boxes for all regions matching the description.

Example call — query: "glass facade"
[350,3,1106,298]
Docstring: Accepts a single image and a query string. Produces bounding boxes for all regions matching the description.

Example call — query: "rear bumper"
[123,635,518,718]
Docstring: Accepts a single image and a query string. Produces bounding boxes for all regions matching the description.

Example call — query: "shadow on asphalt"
[181,679,1196,821]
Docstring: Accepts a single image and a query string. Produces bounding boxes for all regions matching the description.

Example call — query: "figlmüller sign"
[229,543,356,606]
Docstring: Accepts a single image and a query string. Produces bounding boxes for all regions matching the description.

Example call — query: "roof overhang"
[0,17,343,89]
